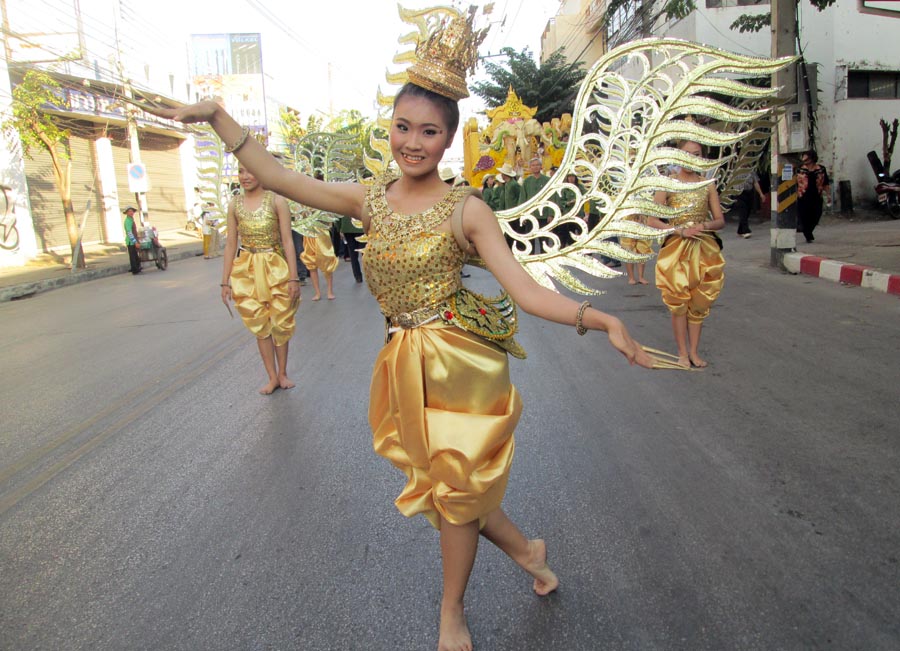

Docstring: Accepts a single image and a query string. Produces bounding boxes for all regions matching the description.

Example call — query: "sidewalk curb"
[783,252,900,296]
[0,246,202,303]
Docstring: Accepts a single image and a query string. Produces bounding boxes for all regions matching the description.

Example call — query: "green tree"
[4,70,85,267]
[278,107,306,150]
[600,0,835,34]
[470,47,587,123]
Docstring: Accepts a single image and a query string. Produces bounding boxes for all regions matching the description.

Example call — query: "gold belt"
[387,304,445,329]
[240,245,275,253]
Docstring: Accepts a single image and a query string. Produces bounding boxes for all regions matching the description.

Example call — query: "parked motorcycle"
[866,150,900,219]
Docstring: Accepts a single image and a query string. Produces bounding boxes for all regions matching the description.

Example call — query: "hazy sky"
[141,0,560,121]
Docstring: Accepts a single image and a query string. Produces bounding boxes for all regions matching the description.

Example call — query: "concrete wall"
[542,0,605,66]
[0,53,38,267]
[800,1,899,208]
[661,1,900,209]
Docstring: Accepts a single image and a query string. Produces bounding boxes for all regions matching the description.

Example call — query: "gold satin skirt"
[655,234,725,323]
[231,251,298,346]
[369,322,521,529]
[300,232,339,273]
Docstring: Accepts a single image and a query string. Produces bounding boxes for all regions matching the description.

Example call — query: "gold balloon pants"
[230,250,297,346]
[655,234,725,323]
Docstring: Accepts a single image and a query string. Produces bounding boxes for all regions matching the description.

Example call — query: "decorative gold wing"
[284,131,355,236]
[501,38,794,294]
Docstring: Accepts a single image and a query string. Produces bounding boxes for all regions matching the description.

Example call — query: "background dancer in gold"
[222,165,301,394]
[300,230,338,300]
[646,140,726,369]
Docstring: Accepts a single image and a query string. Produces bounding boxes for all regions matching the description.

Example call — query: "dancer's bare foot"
[438,602,472,651]
[676,355,691,369]
[628,279,637,285]
[689,353,708,368]
[259,379,279,395]
[278,375,295,390]
[327,293,336,300]
[522,539,559,596]
[638,278,649,285]
[311,294,321,301]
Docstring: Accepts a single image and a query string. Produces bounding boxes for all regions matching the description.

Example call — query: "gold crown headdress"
[406,5,489,102]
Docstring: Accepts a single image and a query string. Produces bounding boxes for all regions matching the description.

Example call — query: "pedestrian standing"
[340,213,365,283]
[123,206,142,275]
[734,169,765,239]
[797,150,831,243]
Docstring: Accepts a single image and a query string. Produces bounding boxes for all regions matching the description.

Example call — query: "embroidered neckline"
[369,173,464,240]
[237,191,272,217]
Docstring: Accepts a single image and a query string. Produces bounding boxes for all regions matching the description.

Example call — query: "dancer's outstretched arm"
[460,196,654,368]
[147,101,367,221]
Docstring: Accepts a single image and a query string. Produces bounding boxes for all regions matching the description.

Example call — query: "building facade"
[0,0,197,268]
[541,0,900,209]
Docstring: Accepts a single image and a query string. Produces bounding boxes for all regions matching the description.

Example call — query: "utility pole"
[770,0,799,268]
[113,1,148,223]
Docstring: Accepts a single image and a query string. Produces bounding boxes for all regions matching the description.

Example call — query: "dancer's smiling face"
[390,94,455,178]
[238,165,260,191]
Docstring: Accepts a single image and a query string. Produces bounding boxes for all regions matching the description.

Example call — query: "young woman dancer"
[152,77,654,650]
[222,164,301,394]
[646,140,726,369]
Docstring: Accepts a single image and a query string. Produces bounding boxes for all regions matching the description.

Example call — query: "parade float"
[463,87,572,187]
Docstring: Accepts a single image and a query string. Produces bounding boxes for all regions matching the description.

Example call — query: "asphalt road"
[1,234,899,651]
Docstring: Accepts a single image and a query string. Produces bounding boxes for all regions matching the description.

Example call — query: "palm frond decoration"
[284,131,359,235]
[193,124,230,231]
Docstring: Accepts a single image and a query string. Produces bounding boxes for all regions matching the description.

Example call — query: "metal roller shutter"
[140,134,187,232]
[23,134,105,251]
[110,132,186,232]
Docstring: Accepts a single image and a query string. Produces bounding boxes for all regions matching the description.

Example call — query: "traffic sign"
[127,163,150,193]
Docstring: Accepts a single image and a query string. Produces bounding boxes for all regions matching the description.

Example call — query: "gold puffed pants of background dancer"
[230,250,297,345]
[655,233,725,323]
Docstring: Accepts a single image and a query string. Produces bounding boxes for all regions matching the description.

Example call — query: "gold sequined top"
[362,176,467,318]
[667,186,711,228]
[235,191,283,254]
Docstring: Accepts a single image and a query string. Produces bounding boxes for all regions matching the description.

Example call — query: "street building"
[540,0,900,211]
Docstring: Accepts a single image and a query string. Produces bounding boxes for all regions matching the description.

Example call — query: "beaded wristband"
[220,283,230,287]
[575,300,591,336]
[224,126,250,153]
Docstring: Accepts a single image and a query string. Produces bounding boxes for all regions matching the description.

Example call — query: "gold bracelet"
[224,126,250,153]
[575,300,591,336]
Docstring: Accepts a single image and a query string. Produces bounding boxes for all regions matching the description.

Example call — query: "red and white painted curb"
[783,252,900,296]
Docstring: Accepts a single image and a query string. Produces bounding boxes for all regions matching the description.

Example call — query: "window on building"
[848,70,900,99]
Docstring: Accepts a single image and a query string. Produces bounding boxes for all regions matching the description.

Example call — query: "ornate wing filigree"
[284,131,356,235]
[502,38,794,294]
